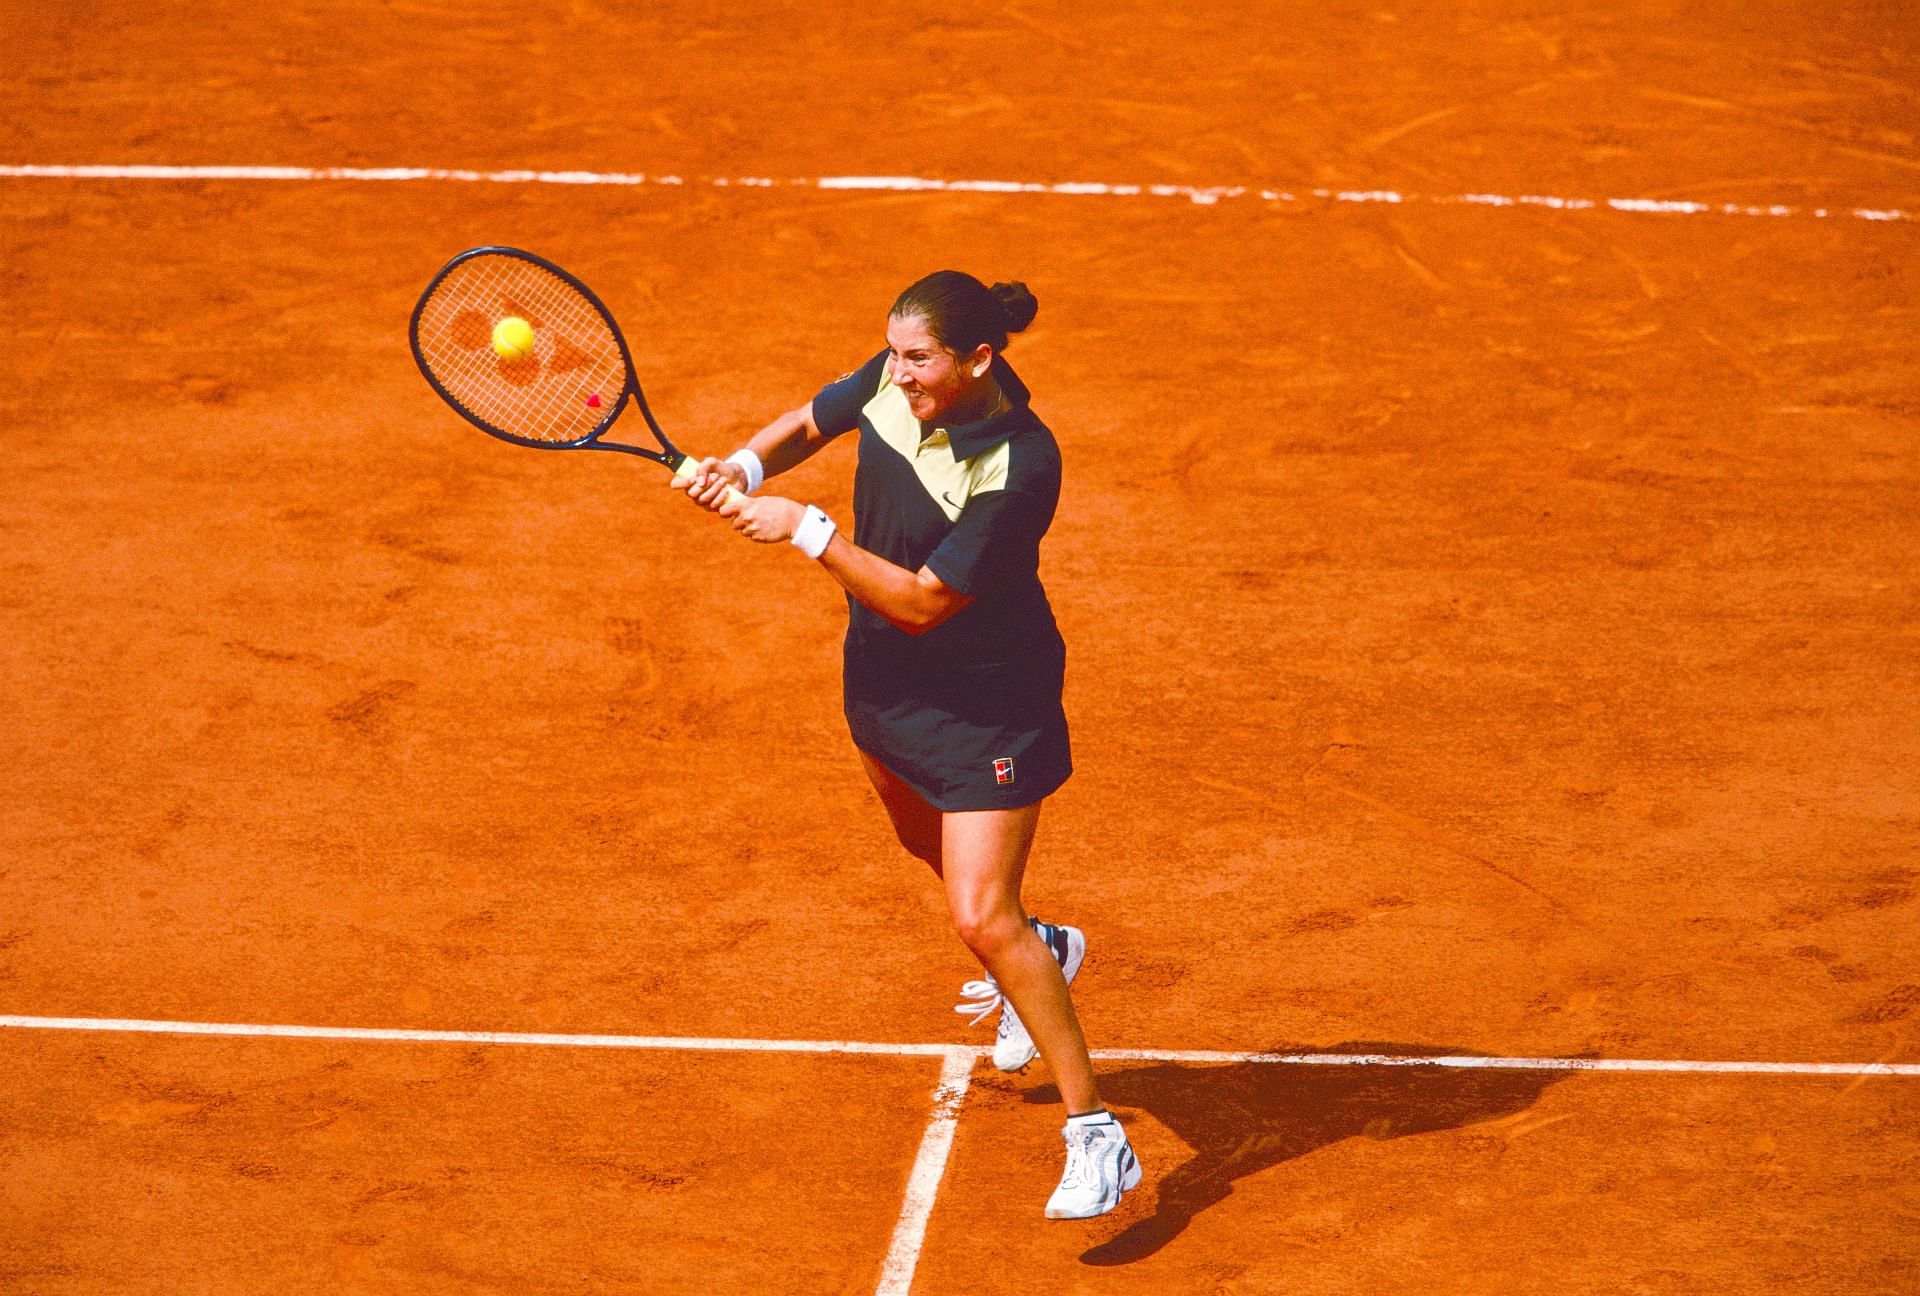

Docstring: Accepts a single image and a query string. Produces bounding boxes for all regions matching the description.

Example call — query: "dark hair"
[890,270,1038,357]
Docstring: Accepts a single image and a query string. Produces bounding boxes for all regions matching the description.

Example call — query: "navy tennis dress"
[811,350,1071,811]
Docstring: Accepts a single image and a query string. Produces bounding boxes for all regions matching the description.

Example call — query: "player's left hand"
[669,456,748,512]
[718,494,804,545]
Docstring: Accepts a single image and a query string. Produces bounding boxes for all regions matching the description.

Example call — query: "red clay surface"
[3,1,1918,1292]
[2,1030,941,1293]
[928,1065,1920,1293]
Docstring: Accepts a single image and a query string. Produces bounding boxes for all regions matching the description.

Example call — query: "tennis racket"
[409,245,739,500]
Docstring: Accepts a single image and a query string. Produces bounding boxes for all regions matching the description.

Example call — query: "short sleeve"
[810,349,889,438]
[924,487,1055,597]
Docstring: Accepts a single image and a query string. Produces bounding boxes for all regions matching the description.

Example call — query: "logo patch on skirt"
[993,757,1015,785]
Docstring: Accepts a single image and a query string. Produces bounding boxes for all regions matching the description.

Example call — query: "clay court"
[3,1,1918,1291]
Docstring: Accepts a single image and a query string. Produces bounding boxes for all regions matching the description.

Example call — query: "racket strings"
[414,254,630,445]
[432,262,613,439]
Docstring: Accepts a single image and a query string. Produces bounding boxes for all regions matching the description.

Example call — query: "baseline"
[3,1014,1916,1077]
[0,163,1909,222]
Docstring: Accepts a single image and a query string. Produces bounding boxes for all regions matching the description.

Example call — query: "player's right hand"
[669,456,748,512]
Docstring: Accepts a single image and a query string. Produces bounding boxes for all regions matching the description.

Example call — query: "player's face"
[887,314,987,423]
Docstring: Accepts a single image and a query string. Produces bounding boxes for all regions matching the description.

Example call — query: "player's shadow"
[1025,1043,1568,1266]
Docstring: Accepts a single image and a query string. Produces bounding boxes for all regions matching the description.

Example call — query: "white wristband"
[791,505,836,560]
[724,448,764,494]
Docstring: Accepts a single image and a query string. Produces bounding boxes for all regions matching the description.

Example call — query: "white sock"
[1066,1108,1117,1129]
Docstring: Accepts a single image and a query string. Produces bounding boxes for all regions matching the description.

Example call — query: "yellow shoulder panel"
[862,371,1014,522]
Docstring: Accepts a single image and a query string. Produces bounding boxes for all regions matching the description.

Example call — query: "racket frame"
[408,245,692,471]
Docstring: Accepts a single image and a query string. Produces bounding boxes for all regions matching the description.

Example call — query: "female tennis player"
[668,271,1140,1219]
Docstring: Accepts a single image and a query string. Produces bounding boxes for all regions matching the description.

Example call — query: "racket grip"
[674,454,745,506]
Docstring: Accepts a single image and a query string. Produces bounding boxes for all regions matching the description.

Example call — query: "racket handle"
[674,454,745,507]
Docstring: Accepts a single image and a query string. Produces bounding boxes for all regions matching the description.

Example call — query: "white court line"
[2,1014,1917,1076]
[6,1015,1912,1296]
[0,1014,957,1056]
[0,163,1910,223]
[874,1047,974,1296]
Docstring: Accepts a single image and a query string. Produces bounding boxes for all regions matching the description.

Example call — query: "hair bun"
[990,281,1039,334]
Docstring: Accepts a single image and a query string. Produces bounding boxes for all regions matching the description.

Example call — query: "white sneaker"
[953,920,1086,1072]
[1045,1114,1142,1219]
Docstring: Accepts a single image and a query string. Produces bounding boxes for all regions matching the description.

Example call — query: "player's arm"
[750,402,838,478]
[713,495,972,636]
[670,402,835,507]
[817,534,972,637]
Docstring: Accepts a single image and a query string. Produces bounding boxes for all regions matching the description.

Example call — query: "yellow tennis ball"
[491,316,535,360]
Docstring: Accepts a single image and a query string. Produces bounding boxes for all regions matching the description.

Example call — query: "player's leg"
[941,803,1140,1218]
[857,748,943,877]
[953,912,1086,1070]
[939,803,1096,1105]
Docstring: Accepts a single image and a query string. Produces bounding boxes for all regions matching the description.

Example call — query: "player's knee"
[951,906,1023,961]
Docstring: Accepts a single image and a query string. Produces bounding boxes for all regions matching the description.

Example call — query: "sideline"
[875,1047,975,1296]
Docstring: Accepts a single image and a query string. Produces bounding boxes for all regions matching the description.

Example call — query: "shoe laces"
[953,975,1004,1027]
[1058,1126,1100,1190]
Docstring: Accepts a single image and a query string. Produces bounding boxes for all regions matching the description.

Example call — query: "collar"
[935,356,1034,460]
